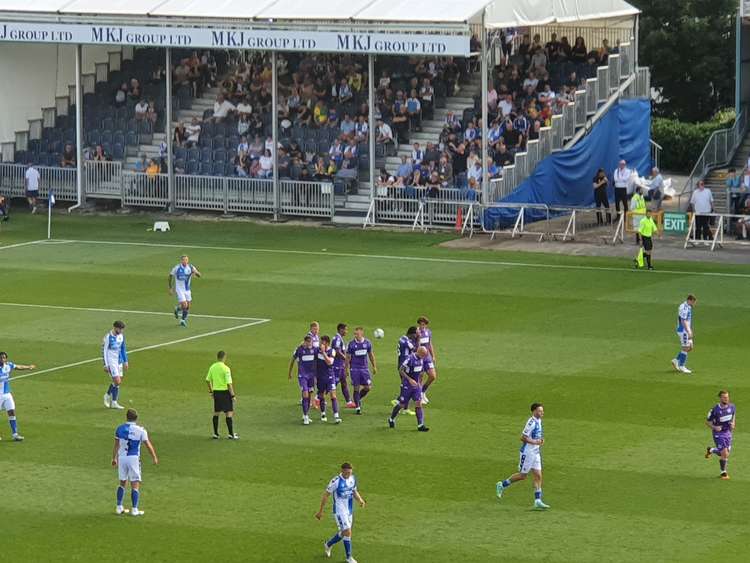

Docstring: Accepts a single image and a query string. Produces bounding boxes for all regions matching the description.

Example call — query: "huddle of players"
[288,317,437,430]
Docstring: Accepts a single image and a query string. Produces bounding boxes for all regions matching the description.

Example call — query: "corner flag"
[47,191,55,240]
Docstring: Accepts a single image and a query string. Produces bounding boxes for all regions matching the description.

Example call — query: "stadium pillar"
[634,14,639,68]
[165,47,174,211]
[73,44,84,210]
[272,51,279,221]
[368,54,376,201]
[480,12,489,201]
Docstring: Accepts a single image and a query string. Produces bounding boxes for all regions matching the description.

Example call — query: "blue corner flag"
[47,191,55,239]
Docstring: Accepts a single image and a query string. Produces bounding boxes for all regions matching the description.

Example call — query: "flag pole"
[47,191,54,240]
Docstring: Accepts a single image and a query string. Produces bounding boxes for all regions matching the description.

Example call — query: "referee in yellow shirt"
[635,209,658,270]
[206,351,238,439]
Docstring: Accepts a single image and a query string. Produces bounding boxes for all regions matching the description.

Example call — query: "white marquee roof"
[485,0,639,28]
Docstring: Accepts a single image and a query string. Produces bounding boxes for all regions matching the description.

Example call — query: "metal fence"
[279,180,335,217]
[0,163,77,200]
[84,160,122,198]
[123,171,169,208]
[363,190,481,231]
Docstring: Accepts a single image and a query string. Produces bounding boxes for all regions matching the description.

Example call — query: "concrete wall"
[0,44,116,143]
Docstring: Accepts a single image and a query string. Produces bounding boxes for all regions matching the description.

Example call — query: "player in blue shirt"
[112,408,158,516]
[0,351,36,441]
[672,294,696,374]
[315,462,366,563]
[102,320,128,409]
[169,255,202,327]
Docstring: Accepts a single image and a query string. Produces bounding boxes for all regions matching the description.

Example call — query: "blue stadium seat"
[185,160,199,175]
[187,148,200,162]
[112,143,125,160]
[201,147,212,162]
[113,132,126,146]
[213,149,227,163]
[174,147,187,161]
[212,162,225,176]
[125,132,139,147]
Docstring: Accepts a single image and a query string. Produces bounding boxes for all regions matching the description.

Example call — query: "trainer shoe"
[705,447,712,459]
[228,434,239,440]
[324,541,332,558]
[321,414,328,423]
[388,418,395,428]
[173,307,180,319]
[404,409,416,416]
[346,557,358,563]
[422,394,430,405]
[390,399,399,407]
[303,416,310,425]
[495,482,504,499]
[103,393,111,408]
[417,425,430,432]
[179,319,187,327]
[671,358,680,372]
[334,416,342,424]
[355,408,362,415]
[111,401,125,410]
[345,401,356,409]
[12,434,24,441]
[720,473,730,480]
[131,508,144,516]
[115,505,126,515]
[212,434,220,440]
[680,366,692,374]
[534,499,550,509]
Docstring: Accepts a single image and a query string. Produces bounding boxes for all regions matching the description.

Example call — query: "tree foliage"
[632,0,736,122]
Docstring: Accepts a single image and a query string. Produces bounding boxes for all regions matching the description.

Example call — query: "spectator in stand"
[212,93,235,123]
[397,156,413,181]
[437,155,453,187]
[527,120,542,141]
[337,79,353,104]
[735,197,750,239]
[464,120,478,143]
[488,120,503,152]
[237,114,250,136]
[487,84,499,115]
[424,142,441,164]
[237,136,249,156]
[426,172,441,198]
[689,180,714,242]
[146,100,158,125]
[406,90,422,131]
[597,39,611,65]
[502,120,522,152]
[411,143,424,166]
[135,154,148,172]
[354,116,369,142]
[340,114,356,138]
[546,33,562,62]
[444,111,461,133]
[146,158,160,179]
[313,100,329,127]
[329,138,344,167]
[498,94,514,118]
[134,99,149,121]
[249,135,264,158]
[185,118,201,148]
[420,78,434,119]
[173,123,187,147]
[264,135,274,155]
[93,144,110,161]
[344,139,358,161]
[129,78,141,100]
[451,143,468,178]
[646,167,664,210]
[236,96,252,117]
[61,143,76,168]
[259,149,274,179]
[467,159,482,186]
[530,47,547,72]
[464,177,480,201]
[392,106,409,144]
[236,151,249,177]
[571,37,588,64]
[494,143,514,167]
[114,83,128,108]
[726,167,746,213]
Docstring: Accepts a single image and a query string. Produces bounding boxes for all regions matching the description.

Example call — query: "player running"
[169,255,201,327]
[103,320,128,410]
[388,346,431,432]
[390,326,419,415]
[315,462,366,563]
[332,323,354,408]
[496,403,550,510]
[417,316,437,403]
[672,294,696,374]
[346,327,377,415]
[289,335,318,425]
[705,390,736,480]
[317,336,342,424]
[112,408,158,516]
[0,351,35,441]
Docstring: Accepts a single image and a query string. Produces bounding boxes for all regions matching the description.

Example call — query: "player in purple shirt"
[388,346,430,432]
[346,327,377,415]
[390,326,418,415]
[288,335,318,425]
[417,316,438,404]
[307,321,322,409]
[332,323,355,408]
[704,390,736,479]
[316,336,341,424]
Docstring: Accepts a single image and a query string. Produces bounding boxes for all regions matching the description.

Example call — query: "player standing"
[112,408,158,516]
[315,462,366,563]
[317,336,342,424]
[346,327,377,415]
[308,321,321,347]
[672,294,696,374]
[0,351,35,441]
[390,326,418,415]
[169,255,201,327]
[332,323,354,408]
[495,403,550,509]
[102,320,128,410]
[705,390,736,479]
[388,346,430,432]
[417,316,437,403]
[289,335,318,425]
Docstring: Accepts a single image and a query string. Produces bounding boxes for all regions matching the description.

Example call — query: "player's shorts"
[25,189,39,199]
[175,288,192,303]
[333,366,346,385]
[398,383,422,406]
[677,331,693,348]
[333,510,353,532]
[105,363,124,378]
[298,374,315,393]
[642,236,653,251]
[518,450,542,474]
[350,368,371,387]
[316,372,335,394]
[0,392,16,412]
[212,390,234,413]
[118,455,142,482]
[713,433,733,452]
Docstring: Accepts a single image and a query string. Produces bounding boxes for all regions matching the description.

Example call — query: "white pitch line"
[0,239,46,251]
[53,238,750,279]
[10,318,270,382]
[0,302,266,322]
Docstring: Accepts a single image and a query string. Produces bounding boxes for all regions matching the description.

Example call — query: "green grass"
[1,213,749,563]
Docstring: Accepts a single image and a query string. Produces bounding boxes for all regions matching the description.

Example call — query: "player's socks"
[107,383,115,396]
[676,351,687,367]
[226,417,234,436]
[302,396,310,416]
[212,415,219,435]
[174,306,180,319]
[359,387,370,400]
[501,479,512,488]
[343,538,352,559]
[111,385,120,402]
[131,489,140,510]
[117,486,125,506]
[182,308,188,321]
[720,459,727,472]
[9,416,17,435]
[331,398,339,416]
[326,533,342,547]
[319,395,326,414]
[534,489,542,500]
[390,404,402,419]
[645,254,652,268]
[341,384,351,403]
[353,390,361,407]
[415,406,424,426]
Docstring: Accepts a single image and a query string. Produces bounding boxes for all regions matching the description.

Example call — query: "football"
[373,328,385,339]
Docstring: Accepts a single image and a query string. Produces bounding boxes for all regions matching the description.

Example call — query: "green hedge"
[651,109,736,172]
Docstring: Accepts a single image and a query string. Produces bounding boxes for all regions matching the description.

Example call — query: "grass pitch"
[0,214,748,563]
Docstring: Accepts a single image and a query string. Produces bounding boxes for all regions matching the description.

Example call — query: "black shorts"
[642,236,653,251]
[213,390,233,413]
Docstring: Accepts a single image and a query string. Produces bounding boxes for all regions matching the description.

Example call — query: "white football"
[373,328,385,339]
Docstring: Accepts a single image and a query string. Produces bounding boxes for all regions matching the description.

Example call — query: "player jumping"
[317,336,342,424]
[315,462,366,563]
[496,402,550,509]
[388,346,431,432]
[705,390,736,480]
[103,320,128,410]
[112,408,158,516]
[169,255,201,327]
[0,351,35,441]
[672,294,696,374]
[346,327,377,415]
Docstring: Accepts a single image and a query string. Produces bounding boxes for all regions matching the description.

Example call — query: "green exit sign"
[663,212,689,233]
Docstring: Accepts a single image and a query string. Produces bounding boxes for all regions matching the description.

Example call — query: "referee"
[206,351,238,439]
[635,209,658,270]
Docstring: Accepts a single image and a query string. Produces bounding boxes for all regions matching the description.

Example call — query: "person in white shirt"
[259,149,273,178]
[24,164,41,213]
[235,96,252,117]
[112,408,158,516]
[212,94,235,122]
[690,180,714,241]
[613,159,632,219]
[102,320,128,409]
[169,255,202,327]
[498,95,514,118]
[134,99,149,120]
[376,119,394,146]
[315,462,366,563]
[185,117,201,147]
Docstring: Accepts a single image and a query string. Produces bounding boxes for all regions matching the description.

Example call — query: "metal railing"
[574,90,587,126]
[84,160,123,198]
[0,163,77,200]
[279,180,335,218]
[363,190,481,231]
[123,171,169,208]
[650,140,662,171]
[680,109,748,209]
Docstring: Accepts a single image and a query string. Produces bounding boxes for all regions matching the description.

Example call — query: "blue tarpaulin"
[485,98,651,228]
